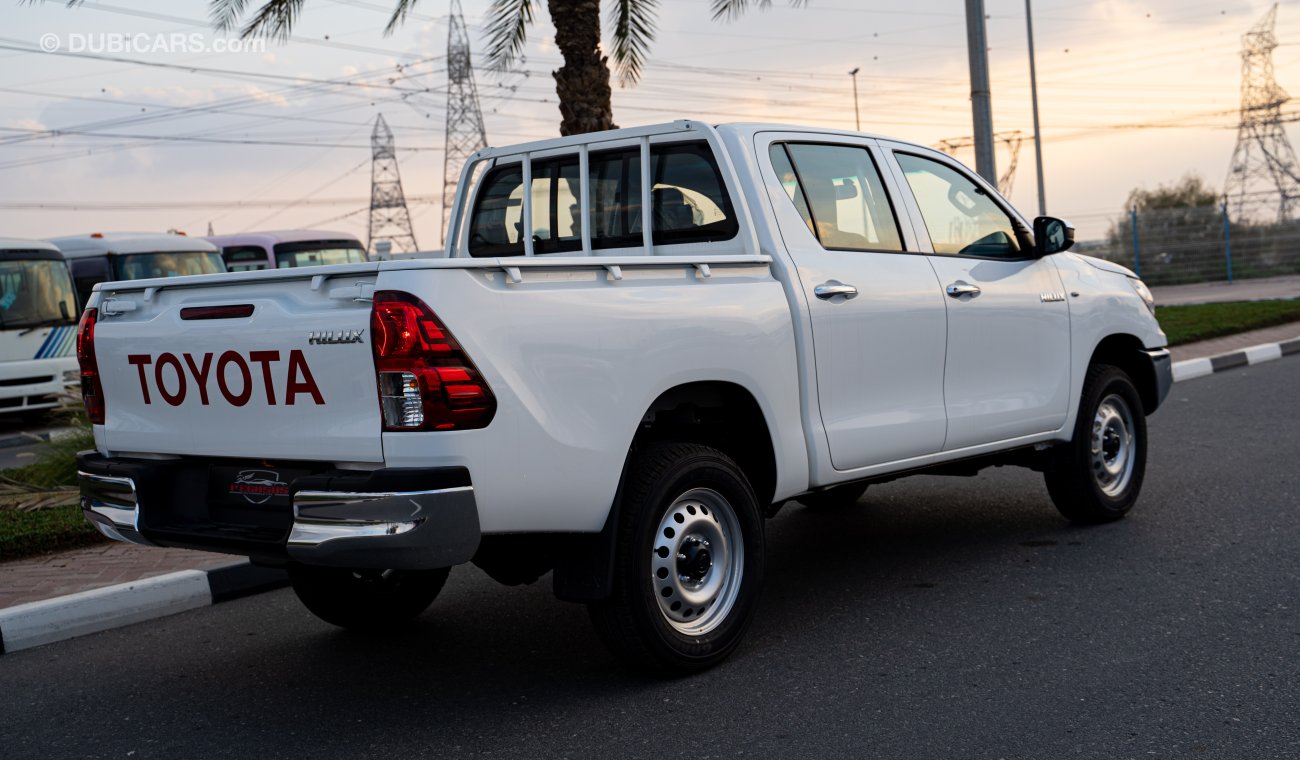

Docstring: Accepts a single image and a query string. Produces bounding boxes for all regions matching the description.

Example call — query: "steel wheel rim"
[1091,393,1136,497]
[650,488,744,636]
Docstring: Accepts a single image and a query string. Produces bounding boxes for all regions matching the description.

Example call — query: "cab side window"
[894,152,1022,258]
[770,143,904,252]
[467,140,737,256]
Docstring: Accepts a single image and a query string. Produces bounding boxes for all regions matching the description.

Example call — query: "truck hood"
[1069,253,1138,279]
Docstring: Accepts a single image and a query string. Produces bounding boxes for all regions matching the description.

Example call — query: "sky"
[1,0,1297,245]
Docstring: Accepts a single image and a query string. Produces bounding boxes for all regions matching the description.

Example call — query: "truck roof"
[467,120,905,161]
[45,232,219,258]
[204,229,363,249]
[0,237,62,254]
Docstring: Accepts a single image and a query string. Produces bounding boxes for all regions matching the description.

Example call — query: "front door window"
[895,153,1022,258]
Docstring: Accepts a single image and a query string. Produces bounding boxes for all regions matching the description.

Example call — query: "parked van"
[0,238,79,416]
[47,233,225,307]
[204,230,368,272]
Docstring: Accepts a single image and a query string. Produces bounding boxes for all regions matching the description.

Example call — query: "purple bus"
[204,230,369,272]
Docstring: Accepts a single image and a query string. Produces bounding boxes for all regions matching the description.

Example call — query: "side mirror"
[1033,216,1075,255]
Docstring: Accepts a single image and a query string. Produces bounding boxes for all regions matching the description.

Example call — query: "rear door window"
[772,142,904,252]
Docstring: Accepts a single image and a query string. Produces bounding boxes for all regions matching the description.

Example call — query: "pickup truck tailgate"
[93,272,382,462]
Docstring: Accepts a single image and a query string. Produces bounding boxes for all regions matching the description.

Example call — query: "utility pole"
[848,67,861,131]
[964,0,996,184]
[1025,0,1046,216]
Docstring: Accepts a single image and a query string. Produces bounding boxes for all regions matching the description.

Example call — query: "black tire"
[798,482,869,510]
[588,442,764,673]
[288,564,450,630]
[1045,364,1148,524]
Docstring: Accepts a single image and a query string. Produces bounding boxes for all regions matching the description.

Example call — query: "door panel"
[926,256,1071,448]
[882,144,1071,450]
[760,135,948,470]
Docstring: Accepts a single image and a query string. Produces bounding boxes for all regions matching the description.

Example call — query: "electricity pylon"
[440,0,489,246]
[1224,4,1300,223]
[937,131,1024,196]
[367,113,419,254]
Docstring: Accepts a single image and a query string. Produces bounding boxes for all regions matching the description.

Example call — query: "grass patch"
[1156,299,1300,346]
[4,425,96,489]
[0,504,103,561]
[0,416,104,562]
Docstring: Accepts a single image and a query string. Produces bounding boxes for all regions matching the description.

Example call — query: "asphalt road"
[2,360,1298,759]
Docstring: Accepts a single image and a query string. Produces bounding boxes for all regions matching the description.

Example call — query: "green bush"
[0,504,103,561]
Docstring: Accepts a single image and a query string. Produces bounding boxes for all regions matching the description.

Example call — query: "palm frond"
[709,0,806,23]
[215,0,308,41]
[608,0,658,86]
[383,0,424,36]
[208,0,254,33]
[484,0,538,72]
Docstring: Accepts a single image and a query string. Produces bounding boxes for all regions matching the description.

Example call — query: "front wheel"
[588,442,764,673]
[1045,364,1148,523]
[289,564,450,630]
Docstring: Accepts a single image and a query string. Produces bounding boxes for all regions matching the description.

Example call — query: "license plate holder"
[209,465,309,509]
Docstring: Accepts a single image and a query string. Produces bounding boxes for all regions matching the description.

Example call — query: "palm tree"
[206,0,802,136]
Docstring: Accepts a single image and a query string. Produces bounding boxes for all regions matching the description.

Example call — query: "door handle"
[946,281,981,298]
[814,282,858,300]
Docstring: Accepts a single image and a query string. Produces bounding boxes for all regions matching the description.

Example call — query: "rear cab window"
[466,140,739,257]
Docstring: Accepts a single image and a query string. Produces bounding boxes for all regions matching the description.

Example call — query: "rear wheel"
[1045,364,1147,523]
[288,564,450,630]
[588,442,764,673]
[799,482,868,509]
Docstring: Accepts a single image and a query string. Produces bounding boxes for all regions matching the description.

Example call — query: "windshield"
[0,258,78,330]
[112,251,226,280]
[274,245,368,268]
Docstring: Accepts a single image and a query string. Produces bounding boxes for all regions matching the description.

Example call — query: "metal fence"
[1070,205,1300,287]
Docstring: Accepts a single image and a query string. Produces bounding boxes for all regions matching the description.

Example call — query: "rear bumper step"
[76,453,481,570]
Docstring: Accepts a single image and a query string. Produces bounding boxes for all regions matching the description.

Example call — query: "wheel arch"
[552,379,780,603]
[632,380,779,507]
[1088,333,1161,414]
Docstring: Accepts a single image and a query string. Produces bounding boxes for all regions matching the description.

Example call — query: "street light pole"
[1026,0,1047,215]
[848,67,861,131]
[964,0,996,184]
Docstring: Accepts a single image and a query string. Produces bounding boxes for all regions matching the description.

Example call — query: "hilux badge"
[308,329,364,345]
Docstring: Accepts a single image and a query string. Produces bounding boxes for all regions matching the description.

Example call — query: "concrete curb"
[1171,336,1300,382]
[0,561,287,655]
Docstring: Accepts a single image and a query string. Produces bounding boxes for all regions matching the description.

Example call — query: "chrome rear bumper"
[287,485,480,569]
[79,470,154,546]
[77,455,480,570]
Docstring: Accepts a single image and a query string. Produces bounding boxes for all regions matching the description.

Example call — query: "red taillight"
[370,291,495,431]
[76,308,105,424]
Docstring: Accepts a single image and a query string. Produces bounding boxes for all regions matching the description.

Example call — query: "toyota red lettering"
[126,350,324,406]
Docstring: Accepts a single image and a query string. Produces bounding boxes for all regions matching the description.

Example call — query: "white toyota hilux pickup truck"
[77,121,1171,671]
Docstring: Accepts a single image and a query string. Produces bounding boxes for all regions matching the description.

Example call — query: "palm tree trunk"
[548,0,616,135]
